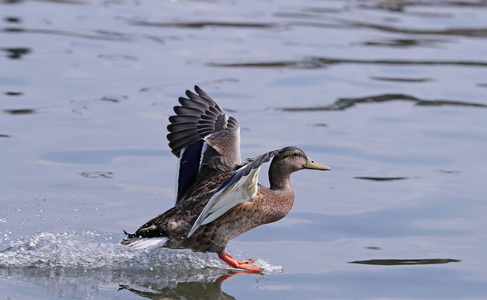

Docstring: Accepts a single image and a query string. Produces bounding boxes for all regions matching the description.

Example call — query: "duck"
[122,86,331,272]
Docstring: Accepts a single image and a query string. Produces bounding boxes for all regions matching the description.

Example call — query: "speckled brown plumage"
[123,167,295,254]
[122,86,330,271]
[179,183,295,253]
[124,172,232,249]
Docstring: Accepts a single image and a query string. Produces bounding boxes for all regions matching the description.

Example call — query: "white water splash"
[0,231,218,270]
[0,231,283,274]
[256,258,284,274]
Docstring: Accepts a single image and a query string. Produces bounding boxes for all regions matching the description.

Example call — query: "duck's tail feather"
[121,236,168,250]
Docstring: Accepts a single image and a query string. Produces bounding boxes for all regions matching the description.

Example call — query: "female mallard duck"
[123,86,330,272]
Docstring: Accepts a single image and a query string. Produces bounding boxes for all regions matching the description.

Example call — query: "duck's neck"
[269,163,292,191]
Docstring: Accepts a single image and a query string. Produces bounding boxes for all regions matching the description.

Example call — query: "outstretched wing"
[167,86,241,203]
[187,150,280,237]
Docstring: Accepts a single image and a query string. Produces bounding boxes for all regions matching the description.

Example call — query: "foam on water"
[0,231,283,274]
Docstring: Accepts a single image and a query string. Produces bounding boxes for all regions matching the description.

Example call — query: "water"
[1,0,487,298]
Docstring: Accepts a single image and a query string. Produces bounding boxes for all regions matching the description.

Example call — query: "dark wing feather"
[167,86,240,160]
[177,140,204,199]
[167,86,241,204]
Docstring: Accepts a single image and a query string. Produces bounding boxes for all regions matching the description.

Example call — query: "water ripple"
[209,57,487,69]
[281,94,487,111]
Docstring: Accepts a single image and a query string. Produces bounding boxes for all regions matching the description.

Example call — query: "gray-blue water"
[1,0,487,299]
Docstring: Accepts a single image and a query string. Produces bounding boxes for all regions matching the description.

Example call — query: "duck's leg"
[218,252,262,272]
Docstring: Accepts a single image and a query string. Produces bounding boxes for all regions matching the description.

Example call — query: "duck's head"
[275,146,330,172]
[269,147,330,189]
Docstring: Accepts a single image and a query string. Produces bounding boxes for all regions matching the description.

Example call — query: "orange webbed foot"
[235,258,254,265]
[218,252,262,273]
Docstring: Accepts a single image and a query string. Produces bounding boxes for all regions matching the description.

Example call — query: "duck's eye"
[292,152,299,157]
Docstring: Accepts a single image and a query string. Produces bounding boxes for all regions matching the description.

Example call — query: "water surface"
[1,0,487,299]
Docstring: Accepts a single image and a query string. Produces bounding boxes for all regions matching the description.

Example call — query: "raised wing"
[187,150,280,237]
[167,86,241,203]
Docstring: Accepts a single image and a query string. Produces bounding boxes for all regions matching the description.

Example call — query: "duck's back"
[123,171,233,244]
